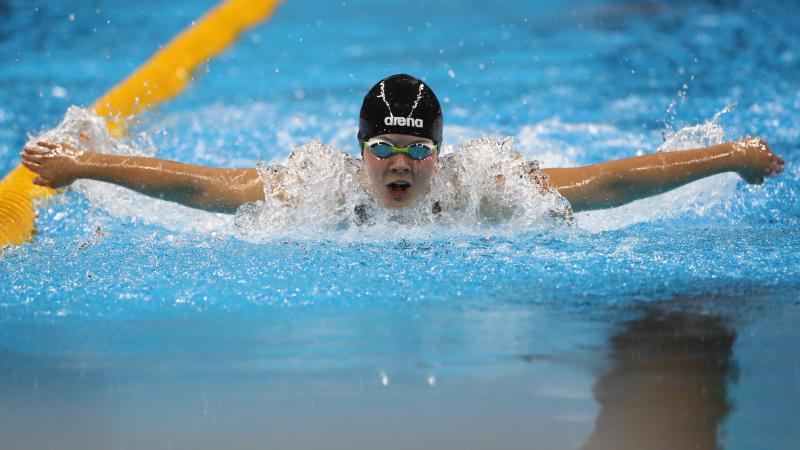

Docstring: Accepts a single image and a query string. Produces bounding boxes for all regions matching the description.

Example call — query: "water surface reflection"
[586,306,737,450]
[0,302,764,450]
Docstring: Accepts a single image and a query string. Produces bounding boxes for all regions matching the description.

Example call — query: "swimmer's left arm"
[542,138,785,212]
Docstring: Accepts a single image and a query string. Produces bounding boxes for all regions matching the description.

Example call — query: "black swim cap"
[358,74,443,149]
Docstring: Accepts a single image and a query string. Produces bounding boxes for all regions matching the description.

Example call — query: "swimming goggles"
[363,138,437,160]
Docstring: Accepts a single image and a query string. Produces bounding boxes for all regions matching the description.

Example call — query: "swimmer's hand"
[21,141,87,188]
[732,137,785,184]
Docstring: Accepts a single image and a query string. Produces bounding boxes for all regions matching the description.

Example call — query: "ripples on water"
[1,0,799,449]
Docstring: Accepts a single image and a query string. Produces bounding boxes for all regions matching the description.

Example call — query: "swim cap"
[358,74,443,149]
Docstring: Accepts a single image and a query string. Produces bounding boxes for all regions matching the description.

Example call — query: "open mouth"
[387,180,411,198]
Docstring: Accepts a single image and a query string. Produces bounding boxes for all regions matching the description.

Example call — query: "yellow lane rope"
[0,0,281,248]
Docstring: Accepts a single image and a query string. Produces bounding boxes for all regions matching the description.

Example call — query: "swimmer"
[20,74,785,216]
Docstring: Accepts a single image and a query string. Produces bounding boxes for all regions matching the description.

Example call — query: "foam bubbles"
[27,105,149,157]
[28,107,236,236]
[657,104,733,152]
[235,140,370,240]
[235,136,573,241]
[27,105,751,239]
[432,135,572,229]
[577,106,740,232]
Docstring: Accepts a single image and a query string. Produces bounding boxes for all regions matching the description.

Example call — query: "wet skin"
[21,136,784,213]
[361,133,438,208]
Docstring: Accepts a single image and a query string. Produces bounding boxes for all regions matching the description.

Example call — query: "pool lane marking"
[95,0,282,136]
[0,0,282,248]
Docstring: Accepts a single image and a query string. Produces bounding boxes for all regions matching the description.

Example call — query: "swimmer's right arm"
[20,141,266,213]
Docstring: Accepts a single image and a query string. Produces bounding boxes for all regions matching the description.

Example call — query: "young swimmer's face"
[362,133,438,208]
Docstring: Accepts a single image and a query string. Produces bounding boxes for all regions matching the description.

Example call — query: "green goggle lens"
[365,141,436,160]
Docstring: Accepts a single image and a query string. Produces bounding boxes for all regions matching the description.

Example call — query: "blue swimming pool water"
[2,1,799,449]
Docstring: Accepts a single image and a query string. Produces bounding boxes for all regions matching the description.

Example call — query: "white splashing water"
[235,135,572,241]
[28,106,236,236]
[29,105,741,238]
[516,117,623,168]
[574,105,739,232]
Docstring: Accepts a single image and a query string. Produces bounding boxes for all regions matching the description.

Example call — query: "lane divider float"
[0,0,281,248]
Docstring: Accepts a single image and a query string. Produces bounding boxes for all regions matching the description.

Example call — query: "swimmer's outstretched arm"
[20,141,266,213]
[542,138,785,212]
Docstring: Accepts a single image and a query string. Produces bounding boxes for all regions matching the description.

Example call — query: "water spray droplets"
[236,136,572,241]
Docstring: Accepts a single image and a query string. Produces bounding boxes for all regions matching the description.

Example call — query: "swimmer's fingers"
[768,149,784,165]
[32,177,54,187]
[21,159,41,171]
[22,146,53,156]
[759,142,785,170]
[22,161,43,176]
[20,151,47,164]
[36,141,59,150]
[768,159,785,178]
[36,141,83,157]
[756,160,784,181]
